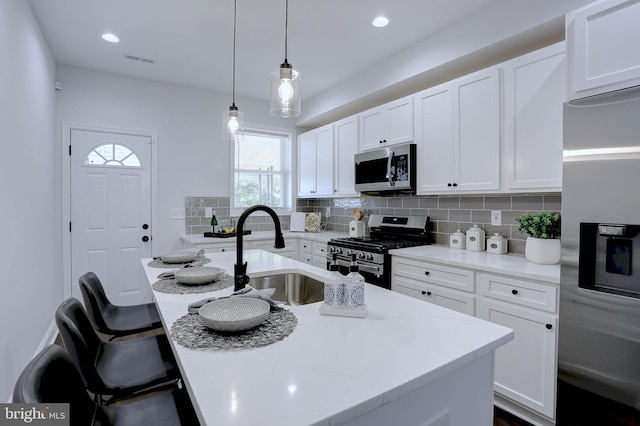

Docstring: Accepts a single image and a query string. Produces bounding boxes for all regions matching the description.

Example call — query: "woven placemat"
[147,257,211,268]
[152,273,234,294]
[170,307,297,350]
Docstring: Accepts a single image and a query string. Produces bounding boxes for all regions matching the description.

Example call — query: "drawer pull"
[221,248,225,252]
[421,291,427,295]
[545,324,553,330]
[424,271,430,276]
[511,289,518,295]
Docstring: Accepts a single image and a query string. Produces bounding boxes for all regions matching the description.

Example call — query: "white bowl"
[160,251,197,264]
[174,266,223,285]
[199,298,270,333]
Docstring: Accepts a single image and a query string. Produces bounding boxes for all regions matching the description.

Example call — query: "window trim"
[230,125,293,217]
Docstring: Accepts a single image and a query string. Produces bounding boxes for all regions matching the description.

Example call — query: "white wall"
[55,65,295,256]
[0,0,58,401]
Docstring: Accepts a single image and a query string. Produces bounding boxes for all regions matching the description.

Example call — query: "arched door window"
[84,143,141,167]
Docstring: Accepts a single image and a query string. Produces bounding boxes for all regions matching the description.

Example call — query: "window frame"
[229,125,293,217]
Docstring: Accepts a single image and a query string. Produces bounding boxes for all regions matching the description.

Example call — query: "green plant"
[515,211,561,239]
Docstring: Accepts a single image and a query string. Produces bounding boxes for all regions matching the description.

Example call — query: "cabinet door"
[568,0,640,100]
[454,67,501,192]
[297,131,316,197]
[385,96,414,145]
[359,107,386,151]
[414,82,455,193]
[314,125,334,196]
[478,298,557,419]
[333,116,359,196]
[503,42,565,191]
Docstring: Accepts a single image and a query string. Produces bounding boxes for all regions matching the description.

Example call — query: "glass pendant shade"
[270,61,300,118]
[223,104,244,143]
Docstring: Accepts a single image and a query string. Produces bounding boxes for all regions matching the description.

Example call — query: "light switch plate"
[170,208,185,220]
[491,210,502,226]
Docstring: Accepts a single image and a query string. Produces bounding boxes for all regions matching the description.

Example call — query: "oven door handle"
[386,150,395,186]
[332,258,383,276]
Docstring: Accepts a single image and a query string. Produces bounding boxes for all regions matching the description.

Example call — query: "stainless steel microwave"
[354,143,416,193]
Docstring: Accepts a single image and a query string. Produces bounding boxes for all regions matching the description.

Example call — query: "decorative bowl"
[174,266,223,285]
[160,251,197,264]
[199,298,270,333]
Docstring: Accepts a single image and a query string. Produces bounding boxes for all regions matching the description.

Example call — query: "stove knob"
[346,250,353,256]
[336,248,343,255]
[357,252,365,260]
[366,253,374,261]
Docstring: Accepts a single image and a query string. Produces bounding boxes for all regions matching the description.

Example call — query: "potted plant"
[515,211,561,264]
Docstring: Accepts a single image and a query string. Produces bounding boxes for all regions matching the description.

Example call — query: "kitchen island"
[142,250,513,426]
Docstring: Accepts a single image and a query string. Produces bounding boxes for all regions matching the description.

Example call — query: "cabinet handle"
[447,183,452,187]
[545,324,553,330]
[421,291,427,295]
[424,271,430,276]
[452,183,458,187]
[427,291,432,296]
[221,248,225,252]
[511,289,518,295]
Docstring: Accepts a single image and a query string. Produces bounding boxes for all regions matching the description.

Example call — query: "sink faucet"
[234,205,285,291]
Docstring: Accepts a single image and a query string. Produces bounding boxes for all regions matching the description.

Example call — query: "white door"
[70,129,152,305]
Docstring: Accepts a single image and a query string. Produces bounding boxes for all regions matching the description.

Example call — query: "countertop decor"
[170,306,297,350]
[152,273,234,294]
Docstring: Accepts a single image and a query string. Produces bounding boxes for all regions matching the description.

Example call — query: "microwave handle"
[386,150,395,186]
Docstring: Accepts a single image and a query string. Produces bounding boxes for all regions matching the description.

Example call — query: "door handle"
[142,236,149,242]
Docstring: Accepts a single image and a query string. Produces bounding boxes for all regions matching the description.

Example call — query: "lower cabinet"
[252,239,298,259]
[391,257,558,425]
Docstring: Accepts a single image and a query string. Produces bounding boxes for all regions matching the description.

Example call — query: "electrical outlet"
[205,207,212,217]
[491,210,502,226]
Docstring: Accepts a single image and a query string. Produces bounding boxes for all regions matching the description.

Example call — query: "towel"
[187,286,282,313]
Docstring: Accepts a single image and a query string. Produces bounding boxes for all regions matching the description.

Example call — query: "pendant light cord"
[284,0,288,62]
[232,0,237,106]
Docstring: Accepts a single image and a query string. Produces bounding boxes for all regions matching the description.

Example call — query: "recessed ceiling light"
[101,33,120,43]
[371,15,390,28]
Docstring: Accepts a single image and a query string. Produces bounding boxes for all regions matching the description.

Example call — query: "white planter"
[525,237,561,264]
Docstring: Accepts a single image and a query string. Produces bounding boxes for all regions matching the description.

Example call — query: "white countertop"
[142,250,513,426]
[389,245,560,284]
[180,230,346,246]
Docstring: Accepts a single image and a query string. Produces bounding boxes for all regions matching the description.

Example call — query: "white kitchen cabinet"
[297,124,334,198]
[252,238,298,259]
[477,272,558,422]
[391,257,475,316]
[312,241,328,269]
[200,242,236,253]
[298,238,313,264]
[414,67,501,194]
[333,115,359,196]
[359,96,414,152]
[567,0,640,100]
[503,42,565,192]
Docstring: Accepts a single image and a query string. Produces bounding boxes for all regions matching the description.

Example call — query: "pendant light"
[223,0,244,143]
[270,0,300,118]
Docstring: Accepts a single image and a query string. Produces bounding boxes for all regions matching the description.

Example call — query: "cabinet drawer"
[477,273,557,313]
[393,276,475,316]
[313,242,328,257]
[392,257,475,292]
[300,240,313,253]
[202,244,235,253]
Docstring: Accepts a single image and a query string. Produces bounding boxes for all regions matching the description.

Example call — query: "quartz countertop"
[389,245,560,284]
[142,250,513,426]
[180,230,346,245]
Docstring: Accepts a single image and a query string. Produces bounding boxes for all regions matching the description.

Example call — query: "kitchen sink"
[248,273,324,306]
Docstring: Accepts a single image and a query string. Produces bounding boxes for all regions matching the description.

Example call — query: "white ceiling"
[27,0,502,104]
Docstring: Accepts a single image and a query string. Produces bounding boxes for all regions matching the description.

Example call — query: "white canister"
[466,225,486,251]
[449,230,466,249]
[486,233,508,254]
[349,221,365,238]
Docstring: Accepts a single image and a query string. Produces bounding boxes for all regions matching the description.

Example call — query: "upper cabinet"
[415,67,501,194]
[359,96,414,151]
[567,0,640,100]
[297,124,334,198]
[502,42,565,192]
[333,115,359,197]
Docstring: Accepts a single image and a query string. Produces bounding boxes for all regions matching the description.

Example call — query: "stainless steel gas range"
[327,215,432,289]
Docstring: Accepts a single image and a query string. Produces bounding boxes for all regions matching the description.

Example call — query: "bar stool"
[13,344,200,426]
[55,298,179,404]
[79,271,163,340]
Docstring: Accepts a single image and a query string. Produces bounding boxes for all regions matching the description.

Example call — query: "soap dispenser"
[324,254,344,306]
[466,224,486,251]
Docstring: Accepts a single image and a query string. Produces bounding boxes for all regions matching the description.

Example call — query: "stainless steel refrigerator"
[559,85,640,421]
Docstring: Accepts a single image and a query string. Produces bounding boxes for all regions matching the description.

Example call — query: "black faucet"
[234,205,285,291]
